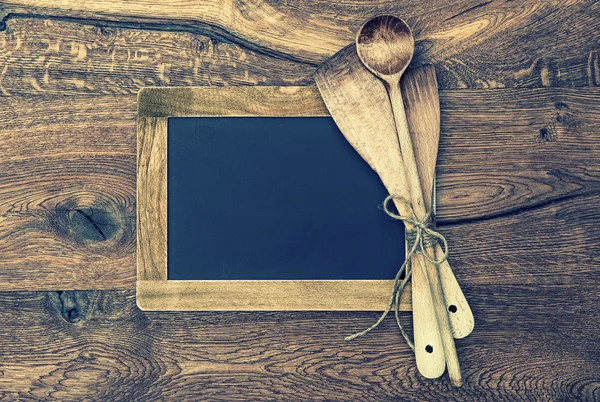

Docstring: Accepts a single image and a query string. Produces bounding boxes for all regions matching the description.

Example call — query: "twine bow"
[344,194,449,349]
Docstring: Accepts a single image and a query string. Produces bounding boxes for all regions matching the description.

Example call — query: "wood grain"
[3,88,600,290]
[137,116,167,281]
[137,280,411,311]
[138,86,328,117]
[443,193,600,287]
[436,88,600,222]
[1,1,600,91]
[0,18,314,96]
[0,288,597,400]
[0,95,136,290]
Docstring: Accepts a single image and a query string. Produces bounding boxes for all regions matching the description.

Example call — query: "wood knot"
[98,26,116,37]
[537,126,556,143]
[89,26,117,44]
[47,194,135,256]
[554,101,579,129]
[534,101,580,145]
[555,101,568,110]
[49,291,89,323]
[47,290,134,325]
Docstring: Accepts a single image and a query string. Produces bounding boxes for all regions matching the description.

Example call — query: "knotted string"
[344,194,449,349]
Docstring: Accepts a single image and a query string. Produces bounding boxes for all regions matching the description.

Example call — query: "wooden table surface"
[1,1,599,400]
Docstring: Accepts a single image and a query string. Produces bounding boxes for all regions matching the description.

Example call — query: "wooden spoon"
[356,15,461,386]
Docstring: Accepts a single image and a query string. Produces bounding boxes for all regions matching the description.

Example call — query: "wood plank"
[0,288,597,400]
[1,1,600,90]
[1,89,600,290]
[0,18,314,96]
[443,193,600,287]
[2,3,599,399]
[437,88,600,221]
[0,95,137,290]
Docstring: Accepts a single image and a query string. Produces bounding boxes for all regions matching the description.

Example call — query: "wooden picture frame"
[136,86,412,311]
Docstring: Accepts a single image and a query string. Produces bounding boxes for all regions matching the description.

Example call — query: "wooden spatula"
[315,45,473,380]
[402,67,474,340]
[400,64,468,386]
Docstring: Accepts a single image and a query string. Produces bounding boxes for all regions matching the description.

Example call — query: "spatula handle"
[388,83,462,387]
[411,252,445,378]
[435,244,474,339]
[400,65,474,340]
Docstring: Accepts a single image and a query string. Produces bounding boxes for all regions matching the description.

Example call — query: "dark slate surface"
[167,117,404,280]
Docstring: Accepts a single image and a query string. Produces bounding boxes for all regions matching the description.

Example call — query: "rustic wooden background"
[1,1,599,400]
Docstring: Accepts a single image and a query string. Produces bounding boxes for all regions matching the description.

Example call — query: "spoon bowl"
[356,15,414,80]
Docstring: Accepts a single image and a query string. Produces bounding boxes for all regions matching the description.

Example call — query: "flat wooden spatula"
[402,66,474,341]
[315,44,473,382]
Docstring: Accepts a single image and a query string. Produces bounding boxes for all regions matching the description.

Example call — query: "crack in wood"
[444,1,493,22]
[439,189,600,227]
[52,291,83,323]
[71,209,107,241]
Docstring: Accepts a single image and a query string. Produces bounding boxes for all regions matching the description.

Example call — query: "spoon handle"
[388,84,428,220]
[387,83,462,387]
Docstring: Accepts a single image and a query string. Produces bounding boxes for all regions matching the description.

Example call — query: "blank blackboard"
[167,117,404,280]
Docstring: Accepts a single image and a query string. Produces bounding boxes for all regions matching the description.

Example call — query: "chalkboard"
[136,86,411,311]
[167,116,405,280]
